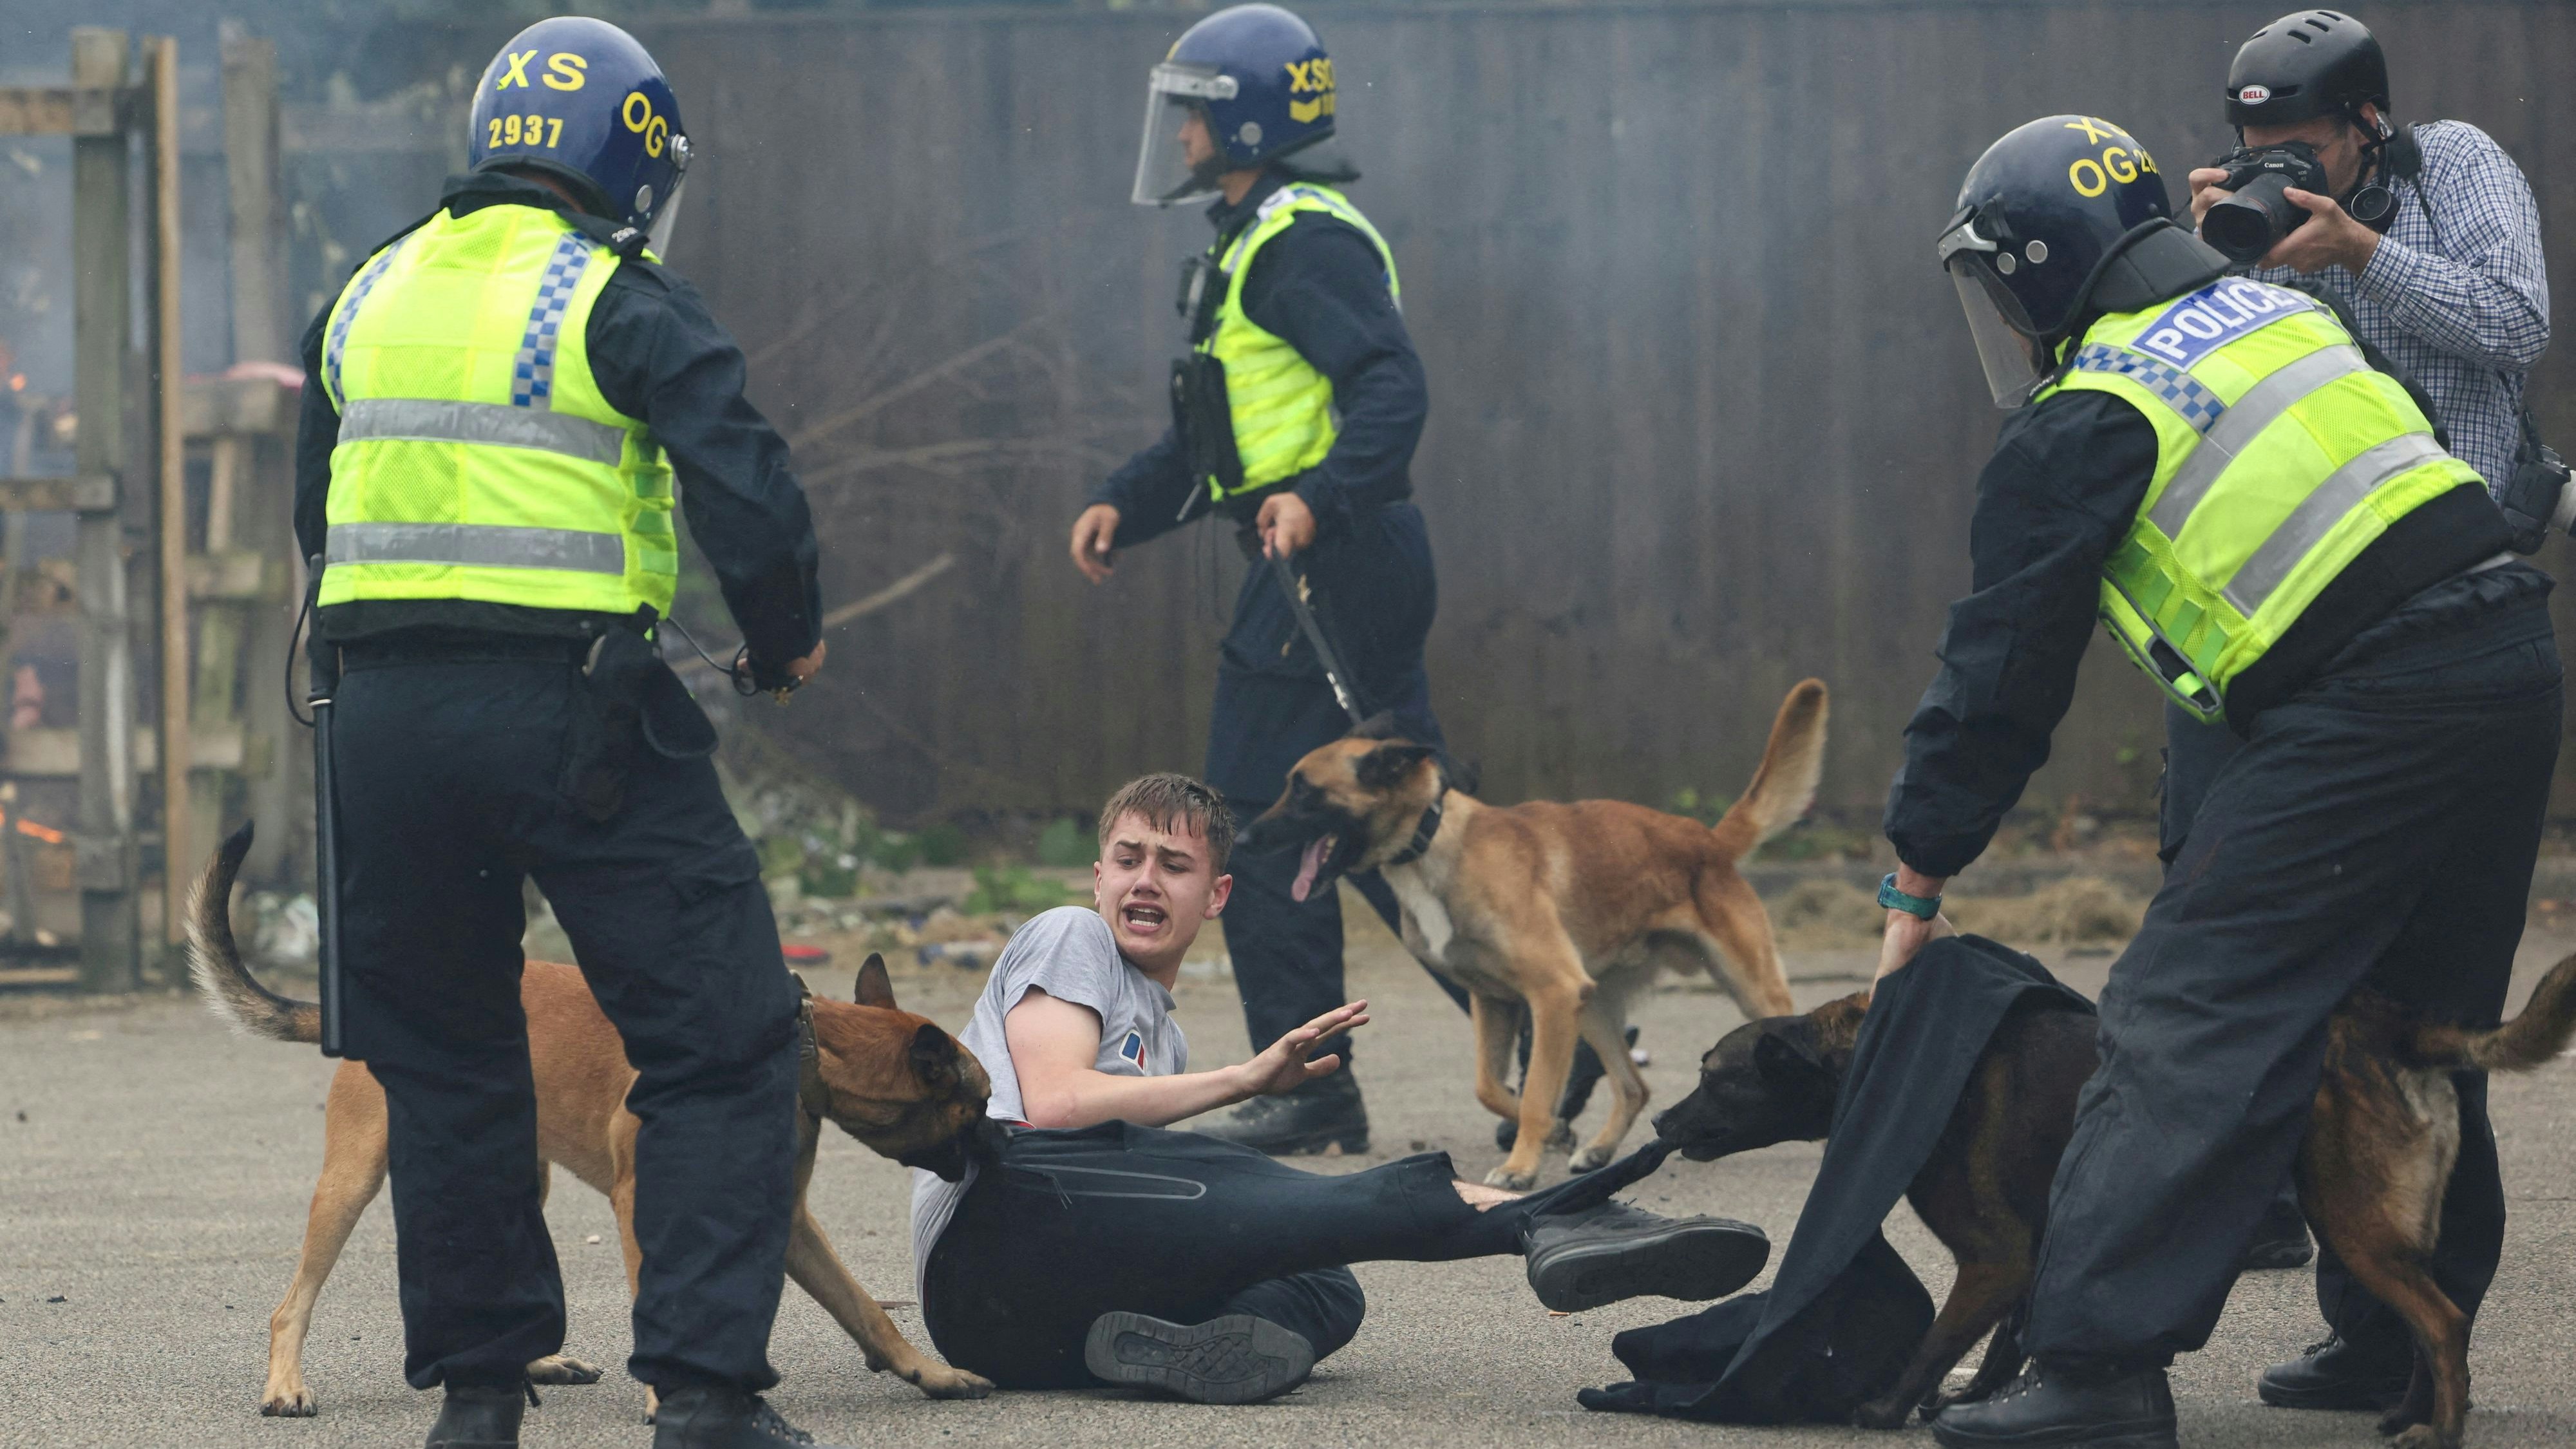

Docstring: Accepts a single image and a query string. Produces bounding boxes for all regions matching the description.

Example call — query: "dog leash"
[1266,551,1369,726]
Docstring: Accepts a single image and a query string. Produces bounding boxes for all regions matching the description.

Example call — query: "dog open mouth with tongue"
[1291,835,1339,903]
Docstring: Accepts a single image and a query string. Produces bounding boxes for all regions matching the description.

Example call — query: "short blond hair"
[1096,773,1235,873]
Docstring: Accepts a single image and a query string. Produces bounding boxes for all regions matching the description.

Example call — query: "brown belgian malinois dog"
[1240,679,1826,1189]
[185,825,999,1417]
[1654,955,2576,1449]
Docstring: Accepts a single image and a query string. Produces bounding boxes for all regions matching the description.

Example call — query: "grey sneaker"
[1193,1072,1368,1155]
[1084,1312,1316,1404]
[1522,1198,1770,1312]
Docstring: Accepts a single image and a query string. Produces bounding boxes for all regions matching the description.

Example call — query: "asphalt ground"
[6,901,2576,1449]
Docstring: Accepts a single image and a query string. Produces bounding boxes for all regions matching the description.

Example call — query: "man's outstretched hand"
[1235,1000,1370,1097]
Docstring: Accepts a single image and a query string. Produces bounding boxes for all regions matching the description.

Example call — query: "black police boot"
[1929,1362,2176,1449]
[1083,1311,1316,1404]
[649,1383,845,1449]
[425,1383,525,1449]
[1520,1197,1770,1313]
[2257,1335,2413,1410]
[1193,1069,1367,1155]
[2240,1192,2315,1271]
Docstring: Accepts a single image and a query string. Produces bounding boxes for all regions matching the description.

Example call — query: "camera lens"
[2201,173,2304,263]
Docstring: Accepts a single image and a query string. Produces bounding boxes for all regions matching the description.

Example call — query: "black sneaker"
[650,1384,841,1448]
[2257,1335,2412,1410]
[2241,1195,2315,1271]
[426,1383,525,1449]
[1193,1072,1367,1155]
[1929,1363,2177,1449]
[1520,1198,1769,1312]
[1084,1312,1316,1405]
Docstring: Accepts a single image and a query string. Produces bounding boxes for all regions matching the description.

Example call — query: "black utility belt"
[337,632,594,670]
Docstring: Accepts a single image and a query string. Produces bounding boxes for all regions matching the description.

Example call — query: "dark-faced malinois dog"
[1654,957,2576,1449]
[185,826,1000,1417]
[1242,679,1826,1189]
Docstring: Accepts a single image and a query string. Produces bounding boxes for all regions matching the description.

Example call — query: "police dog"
[1654,957,2576,1449]
[1241,679,1826,1189]
[184,825,999,1417]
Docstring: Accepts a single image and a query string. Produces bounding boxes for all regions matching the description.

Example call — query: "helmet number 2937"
[489,113,564,149]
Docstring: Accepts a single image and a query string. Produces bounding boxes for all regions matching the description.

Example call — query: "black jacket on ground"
[294,173,822,683]
[1091,169,1425,543]
[1578,936,2094,1424]
[1882,387,2532,880]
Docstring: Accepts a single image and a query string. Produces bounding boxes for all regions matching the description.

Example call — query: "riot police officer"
[1068,3,1445,1155]
[293,19,840,1448]
[1876,117,2555,1449]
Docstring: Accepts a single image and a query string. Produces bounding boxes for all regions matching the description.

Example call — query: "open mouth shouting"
[1115,898,1173,942]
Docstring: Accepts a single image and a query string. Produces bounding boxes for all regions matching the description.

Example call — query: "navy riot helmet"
[1937,116,2176,406]
[469,17,692,251]
[1132,4,1351,206]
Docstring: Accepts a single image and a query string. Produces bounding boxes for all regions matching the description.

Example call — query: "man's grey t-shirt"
[908,906,1188,1293]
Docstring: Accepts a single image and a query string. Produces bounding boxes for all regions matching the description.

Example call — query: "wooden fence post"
[70,26,139,991]
[151,35,189,953]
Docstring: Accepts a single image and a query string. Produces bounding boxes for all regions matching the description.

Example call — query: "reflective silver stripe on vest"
[337,398,627,467]
[2147,346,2371,536]
[326,522,626,575]
[2224,433,2452,614]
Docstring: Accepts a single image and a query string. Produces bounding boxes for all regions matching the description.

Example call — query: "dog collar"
[1384,798,1444,869]
[793,990,831,1120]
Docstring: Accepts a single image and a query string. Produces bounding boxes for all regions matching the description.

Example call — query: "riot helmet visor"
[1940,216,2045,408]
[644,136,692,258]
[1133,62,1239,207]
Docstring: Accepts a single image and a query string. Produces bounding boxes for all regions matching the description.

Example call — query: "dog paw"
[526,1353,603,1385]
[1849,1397,1913,1430]
[910,1365,996,1400]
[2378,1403,2432,1437]
[1484,1164,1539,1191]
[1567,1142,1615,1173]
[259,1385,317,1417]
[2386,1426,2452,1449]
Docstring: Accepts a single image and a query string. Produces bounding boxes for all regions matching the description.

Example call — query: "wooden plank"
[185,551,287,603]
[0,475,117,513]
[152,34,191,951]
[0,967,82,989]
[70,26,139,991]
[181,375,297,438]
[222,33,290,366]
[6,726,247,777]
[0,86,133,137]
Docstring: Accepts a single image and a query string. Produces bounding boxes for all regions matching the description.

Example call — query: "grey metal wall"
[366,2,2576,819]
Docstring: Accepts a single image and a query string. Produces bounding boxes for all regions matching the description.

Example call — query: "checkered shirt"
[2248,120,2551,494]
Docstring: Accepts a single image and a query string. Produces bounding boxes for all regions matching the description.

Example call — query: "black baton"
[304,556,346,1059]
[1267,551,1368,727]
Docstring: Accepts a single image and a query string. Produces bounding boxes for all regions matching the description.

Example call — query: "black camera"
[2201,141,2331,263]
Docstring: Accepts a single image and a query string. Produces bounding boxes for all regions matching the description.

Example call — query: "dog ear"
[854,952,896,1010]
[909,1021,962,1092]
[1752,1026,1835,1094]
[1356,743,1437,791]
[1446,755,1481,798]
[1349,710,1403,741]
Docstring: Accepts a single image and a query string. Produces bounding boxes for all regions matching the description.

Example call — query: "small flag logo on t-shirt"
[1119,1030,1146,1068]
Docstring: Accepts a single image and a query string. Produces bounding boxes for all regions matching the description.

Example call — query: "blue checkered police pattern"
[324,238,410,406]
[2072,344,2228,433]
[512,232,596,410]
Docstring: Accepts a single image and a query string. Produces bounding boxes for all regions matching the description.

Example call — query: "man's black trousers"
[922,1121,1625,1387]
[2025,604,2558,1365]
[332,647,800,1393]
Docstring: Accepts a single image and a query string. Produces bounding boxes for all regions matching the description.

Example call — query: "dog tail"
[1711,679,1830,860]
[2410,952,2576,1074]
[185,822,321,1045]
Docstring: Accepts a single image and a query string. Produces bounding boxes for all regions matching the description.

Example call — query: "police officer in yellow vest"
[1072,4,1477,1155]
[1873,117,2556,1449]
[292,19,846,1449]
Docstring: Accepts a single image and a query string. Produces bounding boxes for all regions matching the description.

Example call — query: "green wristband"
[1879,873,1943,920]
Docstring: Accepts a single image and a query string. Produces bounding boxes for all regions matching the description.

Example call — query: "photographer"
[2181,9,2552,1419]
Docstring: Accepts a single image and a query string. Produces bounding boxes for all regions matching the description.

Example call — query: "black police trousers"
[332,646,800,1393]
[2024,600,2559,1367]
[921,1120,1610,1388]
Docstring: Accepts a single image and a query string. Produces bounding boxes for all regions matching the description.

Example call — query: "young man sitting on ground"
[909,772,1768,1403]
